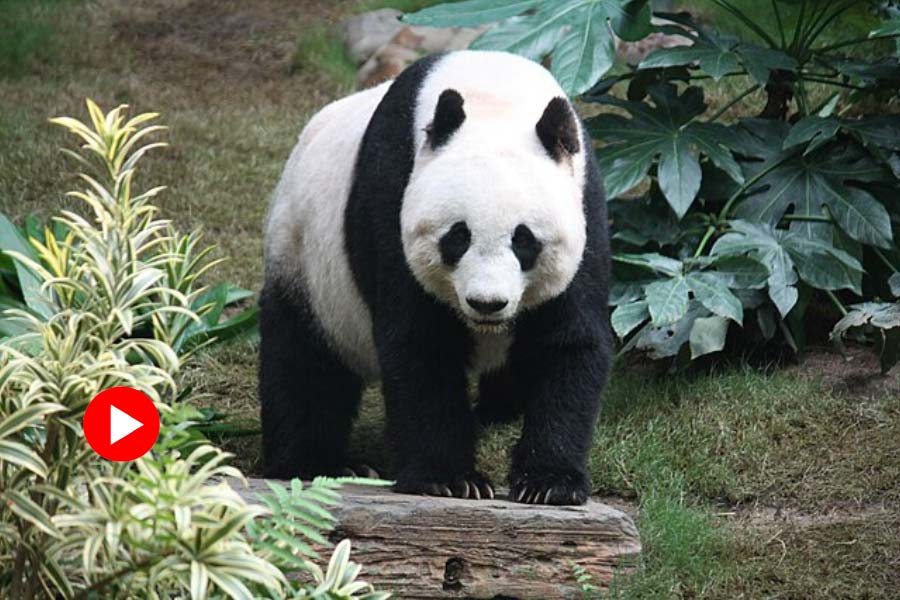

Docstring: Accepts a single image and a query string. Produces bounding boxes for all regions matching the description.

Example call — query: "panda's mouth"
[468,318,511,334]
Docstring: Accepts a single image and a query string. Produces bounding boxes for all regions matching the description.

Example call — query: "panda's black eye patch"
[512,224,542,271]
[439,221,471,267]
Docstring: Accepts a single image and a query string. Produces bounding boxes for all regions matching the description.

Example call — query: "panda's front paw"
[509,469,590,505]
[394,469,495,500]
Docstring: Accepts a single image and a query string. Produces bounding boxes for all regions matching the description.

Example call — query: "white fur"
[266,81,391,381]
[402,51,587,328]
[266,51,587,381]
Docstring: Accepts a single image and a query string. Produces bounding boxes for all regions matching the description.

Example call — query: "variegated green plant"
[0,101,389,600]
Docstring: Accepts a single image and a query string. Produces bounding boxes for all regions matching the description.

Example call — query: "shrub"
[404,0,900,369]
[0,100,388,599]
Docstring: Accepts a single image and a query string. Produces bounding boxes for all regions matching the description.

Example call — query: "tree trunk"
[237,479,641,600]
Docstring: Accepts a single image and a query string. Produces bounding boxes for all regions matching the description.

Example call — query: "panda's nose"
[466,297,508,315]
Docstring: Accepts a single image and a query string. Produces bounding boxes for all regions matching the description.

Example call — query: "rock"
[616,30,693,66]
[340,8,404,65]
[236,479,641,599]
[357,24,487,88]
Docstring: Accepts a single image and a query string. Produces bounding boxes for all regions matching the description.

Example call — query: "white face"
[401,147,587,333]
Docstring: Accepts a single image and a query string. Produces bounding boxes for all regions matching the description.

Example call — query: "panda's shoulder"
[298,80,393,147]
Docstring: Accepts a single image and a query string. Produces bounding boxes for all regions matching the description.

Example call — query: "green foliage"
[293,27,358,89]
[404,0,653,95]
[0,101,388,599]
[832,300,900,373]
[249,479,390,600]
[0,0,75,78]
[0,211,258,351]
[403,0,900,368]
[356,0,459,13]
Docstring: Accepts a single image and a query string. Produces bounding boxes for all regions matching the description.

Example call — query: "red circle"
[83,387,160,461]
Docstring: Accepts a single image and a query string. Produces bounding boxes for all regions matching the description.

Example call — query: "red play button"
[83,387,160,461]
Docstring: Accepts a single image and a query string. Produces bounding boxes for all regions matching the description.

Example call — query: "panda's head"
[401,89,587,334]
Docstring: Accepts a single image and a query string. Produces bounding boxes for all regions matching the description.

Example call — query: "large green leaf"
[712,220,797,316]
[403,0,540,27]
[0,213,52,319]
[709,256,769,289]
[831,301,900,373]
[685,271,743,323]
[408,0,651,96]
[732,121,893,248]
[640,19,796,84]
[611,300,649,338]
[589,83,743,216]
[627,301,708,359]
[613,252,683,277]
[645,275,689,326]
[689,315,729,359]
[549,3,617,96]
[712,220,864,316]
[608,194,683,247]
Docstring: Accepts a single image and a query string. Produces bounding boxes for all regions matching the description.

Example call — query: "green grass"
[476,365,900,598]
[606,491,732,598]
[0,0,81,79]
[292,26,357,91]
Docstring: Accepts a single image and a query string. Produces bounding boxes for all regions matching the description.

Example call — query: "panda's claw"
[451,480,471,499]
[542,487,554,504]
[397,470,493,500]
[424,483,452,497]
[481,483,495,500]
[509,470,590,505]
[342,464,380,479]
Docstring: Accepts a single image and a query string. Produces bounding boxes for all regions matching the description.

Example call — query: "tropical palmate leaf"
[404,0,652,96]
[831,302,900,373]
[589,83,743,217]
[731,119,895,249]
[610,252,765,359]
[711,220,863,317]
[641,12,796,84]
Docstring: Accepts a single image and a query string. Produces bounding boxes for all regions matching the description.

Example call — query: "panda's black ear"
[427,89,466,150]
[536,97,580,162]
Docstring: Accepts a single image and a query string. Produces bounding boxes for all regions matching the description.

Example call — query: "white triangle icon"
[110,405,143,445]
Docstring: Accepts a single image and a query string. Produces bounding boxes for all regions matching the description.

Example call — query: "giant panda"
[260,50,611,505]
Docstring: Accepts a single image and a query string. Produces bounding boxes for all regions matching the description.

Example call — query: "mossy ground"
[2,1,898,597]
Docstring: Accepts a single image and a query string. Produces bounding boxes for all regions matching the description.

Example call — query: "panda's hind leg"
[259,277,363,479]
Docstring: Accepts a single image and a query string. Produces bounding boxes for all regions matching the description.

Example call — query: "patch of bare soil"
[788,345,900,400]
[728,502,895,530]
[111,0,342,85]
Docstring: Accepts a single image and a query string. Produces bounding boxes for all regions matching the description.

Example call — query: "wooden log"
[237,479,641,600]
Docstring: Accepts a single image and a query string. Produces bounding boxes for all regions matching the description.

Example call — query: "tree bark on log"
[237,479,641,600]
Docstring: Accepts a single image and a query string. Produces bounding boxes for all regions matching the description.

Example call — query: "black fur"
[262,53,611,505]
[345,54,484,494]
[439,221,471,267]
[259,276,363,478]
[427,88,466,150]
[476,124,610,504]
[502,123,611,505]
[511,224,542,271]
[536,96,581,162]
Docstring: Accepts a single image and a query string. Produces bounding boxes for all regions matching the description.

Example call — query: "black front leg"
[375,310,494,500]
[509,336,610,506]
